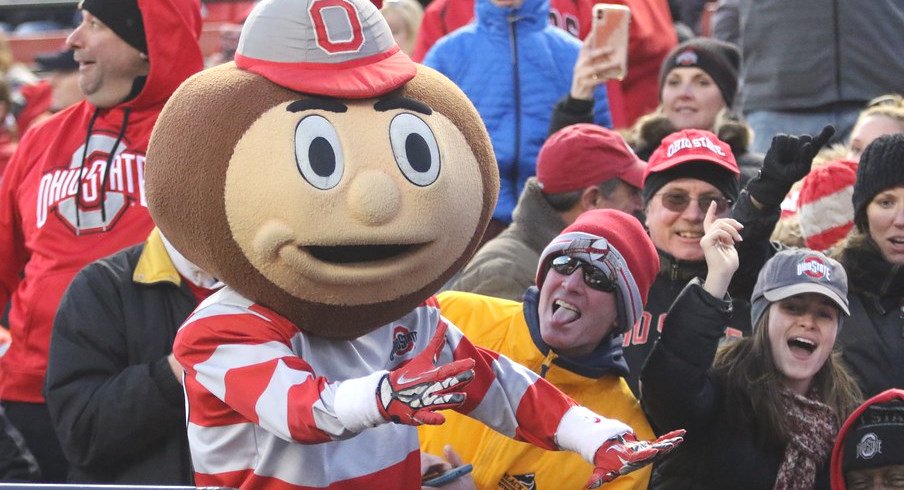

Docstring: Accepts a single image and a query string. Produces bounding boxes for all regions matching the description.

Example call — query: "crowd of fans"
[0,0,903,488]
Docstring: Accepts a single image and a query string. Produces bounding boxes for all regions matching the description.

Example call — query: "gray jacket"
[450,178,565,301]
[738,0,904,112]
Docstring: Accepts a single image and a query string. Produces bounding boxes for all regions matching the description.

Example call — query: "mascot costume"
[144,0,683,488]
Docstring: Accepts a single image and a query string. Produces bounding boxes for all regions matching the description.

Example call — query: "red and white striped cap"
[798,159,858,251]
[235,0,416,98]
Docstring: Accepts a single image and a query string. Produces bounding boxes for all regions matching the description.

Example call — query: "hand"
[747,125,835,207]
[701,201,743,297]
[587,430,686,488]
[570,36,621,100]
[421,445,477,490]
[377,322,475,426]
[167,353,184,384]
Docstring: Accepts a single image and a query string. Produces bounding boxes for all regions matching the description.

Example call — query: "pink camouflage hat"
[235,0,417,98]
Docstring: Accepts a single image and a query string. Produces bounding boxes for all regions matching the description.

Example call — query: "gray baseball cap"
[750,249,850,328]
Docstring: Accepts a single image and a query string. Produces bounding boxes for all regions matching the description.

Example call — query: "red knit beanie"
[536,209,658,333]
[798,160,858,251]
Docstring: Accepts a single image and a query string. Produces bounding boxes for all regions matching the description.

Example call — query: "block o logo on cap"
[235,0,417,98]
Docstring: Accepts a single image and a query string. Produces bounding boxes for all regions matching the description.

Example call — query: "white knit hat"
[797,160,857,251]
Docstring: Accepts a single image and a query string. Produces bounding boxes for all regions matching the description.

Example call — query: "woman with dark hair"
[641,204,862,488]
[834,133,904,398]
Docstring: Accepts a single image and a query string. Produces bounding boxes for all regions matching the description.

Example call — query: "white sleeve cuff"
[334,371,388,433]
[554,405,632,462]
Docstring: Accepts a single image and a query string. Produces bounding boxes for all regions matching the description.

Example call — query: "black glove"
[746,125,835,208]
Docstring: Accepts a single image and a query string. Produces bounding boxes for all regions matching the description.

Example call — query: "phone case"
[591,4,631,80]
[422,464,473,487]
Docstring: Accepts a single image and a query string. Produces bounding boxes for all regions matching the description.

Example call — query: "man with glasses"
[619,128,746,395]
[451,124,646,301]
[420,208,660,489]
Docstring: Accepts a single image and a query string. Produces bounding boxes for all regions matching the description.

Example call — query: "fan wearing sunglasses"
[420,209,671,490]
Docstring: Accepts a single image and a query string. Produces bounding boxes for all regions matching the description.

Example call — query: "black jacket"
[44,231,196,484]
[641,279,830,489]
[622,251,751,396]
[836,236,904,398]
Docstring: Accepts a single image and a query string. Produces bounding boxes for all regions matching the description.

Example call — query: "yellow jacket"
[420,290,654,490]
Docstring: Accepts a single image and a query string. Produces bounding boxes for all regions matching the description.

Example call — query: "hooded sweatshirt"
[830,389,904,489]
[0,0,204,403]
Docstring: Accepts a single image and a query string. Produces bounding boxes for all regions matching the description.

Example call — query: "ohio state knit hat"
[838,389,904,474]
[80,0,147,54]
[659,38,740,107]
[643,129,740,204]
[536,209,658,333]
[235,0,417,98]
[749,249,849,330]
[852,133,904,232]
[537,124,646,193]
[798,160,858,251]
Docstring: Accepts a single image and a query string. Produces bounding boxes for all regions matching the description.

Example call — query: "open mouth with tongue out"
[552,299,581,323]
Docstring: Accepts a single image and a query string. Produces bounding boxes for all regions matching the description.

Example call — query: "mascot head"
[145,0,498,339]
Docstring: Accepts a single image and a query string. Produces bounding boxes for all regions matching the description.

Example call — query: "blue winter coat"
[423,0,612,223]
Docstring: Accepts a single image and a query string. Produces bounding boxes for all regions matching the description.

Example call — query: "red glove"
[587,430,685,488]
[376,322,475,426]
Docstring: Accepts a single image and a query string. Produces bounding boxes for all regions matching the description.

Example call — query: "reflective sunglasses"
[549,255,617,292]
[657,191,733,214]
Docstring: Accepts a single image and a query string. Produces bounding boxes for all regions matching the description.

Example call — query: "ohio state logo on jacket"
[36,133,145,234]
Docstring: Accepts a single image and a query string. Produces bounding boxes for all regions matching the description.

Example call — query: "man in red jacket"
[0,0,203,481]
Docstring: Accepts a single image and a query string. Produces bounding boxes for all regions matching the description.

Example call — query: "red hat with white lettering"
[643,129,740,204]
[235,0,417,99]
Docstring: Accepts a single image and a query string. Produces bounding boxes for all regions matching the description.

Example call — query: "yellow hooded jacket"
[419,290,654,489]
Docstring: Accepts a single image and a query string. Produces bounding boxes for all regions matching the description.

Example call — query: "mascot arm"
[175,309,385,443]
[443,321,628,451]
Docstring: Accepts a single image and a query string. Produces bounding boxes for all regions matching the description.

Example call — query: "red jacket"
[411,0,676,129]
[0,0,204,403]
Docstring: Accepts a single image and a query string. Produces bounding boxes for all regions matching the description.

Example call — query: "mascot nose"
[346,170,401,226]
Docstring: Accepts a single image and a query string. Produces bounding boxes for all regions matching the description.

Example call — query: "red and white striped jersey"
[175,287,628,489]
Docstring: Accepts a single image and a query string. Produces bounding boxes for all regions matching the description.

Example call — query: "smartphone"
[422,463,473,487]
[591,3,631,81]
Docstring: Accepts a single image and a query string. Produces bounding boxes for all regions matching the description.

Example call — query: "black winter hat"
[842,398,904,472]
[659,38,740,108]
[852,133,904,232]
[79,0,147,55]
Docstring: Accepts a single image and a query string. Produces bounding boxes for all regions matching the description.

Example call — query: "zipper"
[508,11,521,201]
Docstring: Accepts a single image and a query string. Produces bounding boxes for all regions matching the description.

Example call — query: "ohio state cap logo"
[856,432,882,460]
[797,255,832,280]
[675,49,698,66]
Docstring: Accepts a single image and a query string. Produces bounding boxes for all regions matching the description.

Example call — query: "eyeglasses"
[656,191,733,214]
[549,255,616,292]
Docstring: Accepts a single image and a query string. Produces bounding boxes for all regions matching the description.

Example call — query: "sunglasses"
[550,255,617,292]
[657,191,733,214]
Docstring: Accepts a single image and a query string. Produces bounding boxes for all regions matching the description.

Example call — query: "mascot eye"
[389,113,440,187]
[295,115,344,190]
